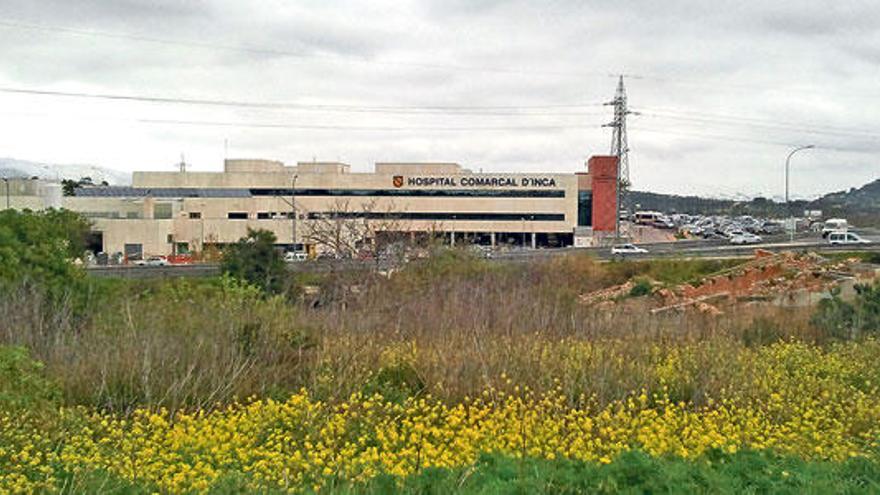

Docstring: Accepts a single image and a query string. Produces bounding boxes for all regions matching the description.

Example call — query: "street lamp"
[784,145,815,242]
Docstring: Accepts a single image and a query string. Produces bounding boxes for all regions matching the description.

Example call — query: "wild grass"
[0,251,825,412]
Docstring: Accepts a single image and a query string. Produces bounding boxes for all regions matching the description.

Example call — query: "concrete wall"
[296,162,350,174]
[223,159,286,173]
[2,178,63,210]
[375,163,464,175]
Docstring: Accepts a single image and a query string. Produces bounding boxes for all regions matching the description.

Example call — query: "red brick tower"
[588,156,618,232]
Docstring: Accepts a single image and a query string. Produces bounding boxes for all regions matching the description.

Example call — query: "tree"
[61,179,78,197]
[0,209,91,293]
[301,198,407,259]
[221,229,286,295]
[61,176,101,196]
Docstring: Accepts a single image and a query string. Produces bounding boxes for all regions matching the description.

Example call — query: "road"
[87,235,880,278]
[494,240,880,263]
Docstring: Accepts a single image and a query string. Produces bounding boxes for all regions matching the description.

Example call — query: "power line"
[625,72,880,100]
[630,125,880,152]
[0,19,616,80]
[3,105,875,150]
[636,111,880,141]
[635,106,879,138]
[630,125,800,147]
[3,18,880,102]
[0,86,606,115]
[136,118,597,131]
[6,84,874,139]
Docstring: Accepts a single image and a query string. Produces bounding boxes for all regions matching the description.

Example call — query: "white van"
[827,231,870,245]
[822,218,848,238]
[633,211,663,225]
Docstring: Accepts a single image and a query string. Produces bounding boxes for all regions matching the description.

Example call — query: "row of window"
[251,188,566,198]
[223,211,565,222]
[78,187,566,199]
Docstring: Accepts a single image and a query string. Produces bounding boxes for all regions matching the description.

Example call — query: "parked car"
[284,251,308,262]
[730,233,763,245]
[135,256,168,266]
[611,244,648,256]
[827,231,870,245]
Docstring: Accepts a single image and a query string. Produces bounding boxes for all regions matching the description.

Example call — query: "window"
[305,211,565,222]
[188,211,202,219]
[124,243,143,260]
[577,191,592,226]
[227,212,248,219]
[257,212,271,219]
[76,186,566,199]
[167,234,174,244]
[154,202,173,219]
[252,188,565,198]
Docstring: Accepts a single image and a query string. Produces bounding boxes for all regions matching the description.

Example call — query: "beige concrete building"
[8,157,614,258]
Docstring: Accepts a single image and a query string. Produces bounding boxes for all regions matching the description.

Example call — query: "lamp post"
[291,174,298,252]
[784,145,814,242]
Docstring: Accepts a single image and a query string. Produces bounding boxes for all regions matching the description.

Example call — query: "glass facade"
[577,191,592,226]
[253,188,565,199]
[77,187,565,199]
[306,212,565,222]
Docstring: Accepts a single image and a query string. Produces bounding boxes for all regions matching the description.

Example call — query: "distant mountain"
[626,190,735,215]
[0,158,131,185]
[820,178,880,211]
[627,176,880,222]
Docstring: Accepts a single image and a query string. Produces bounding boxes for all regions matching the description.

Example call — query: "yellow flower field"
[3,340,880,493]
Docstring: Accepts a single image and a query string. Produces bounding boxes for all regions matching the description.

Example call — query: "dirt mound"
[579,251,877,316]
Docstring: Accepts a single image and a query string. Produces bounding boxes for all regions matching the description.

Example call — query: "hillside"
[627,176,880,221]
[820,178,880,211]
[0,158,131,185]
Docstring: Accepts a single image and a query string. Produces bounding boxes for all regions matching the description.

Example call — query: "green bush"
[362,361,426,405]
[221,228,287,295]
[629,277,654,297]
[812,283,880,340]
[0,346,59,411]
[0,208,90,296]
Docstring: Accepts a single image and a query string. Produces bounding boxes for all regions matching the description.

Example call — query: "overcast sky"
[0,0,877,198]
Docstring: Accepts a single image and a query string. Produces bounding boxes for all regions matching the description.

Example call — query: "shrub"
[812,283,880,340]
[363,344,425,404]
[221,228,287,295]
[0,209,89,297]
[0,346,59,411]
[629,277,653,297]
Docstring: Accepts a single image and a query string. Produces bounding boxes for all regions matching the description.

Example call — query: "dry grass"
[0,252,821,413]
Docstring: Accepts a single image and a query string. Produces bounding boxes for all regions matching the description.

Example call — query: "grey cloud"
[0,0,877,197]
[0,0,209,26]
